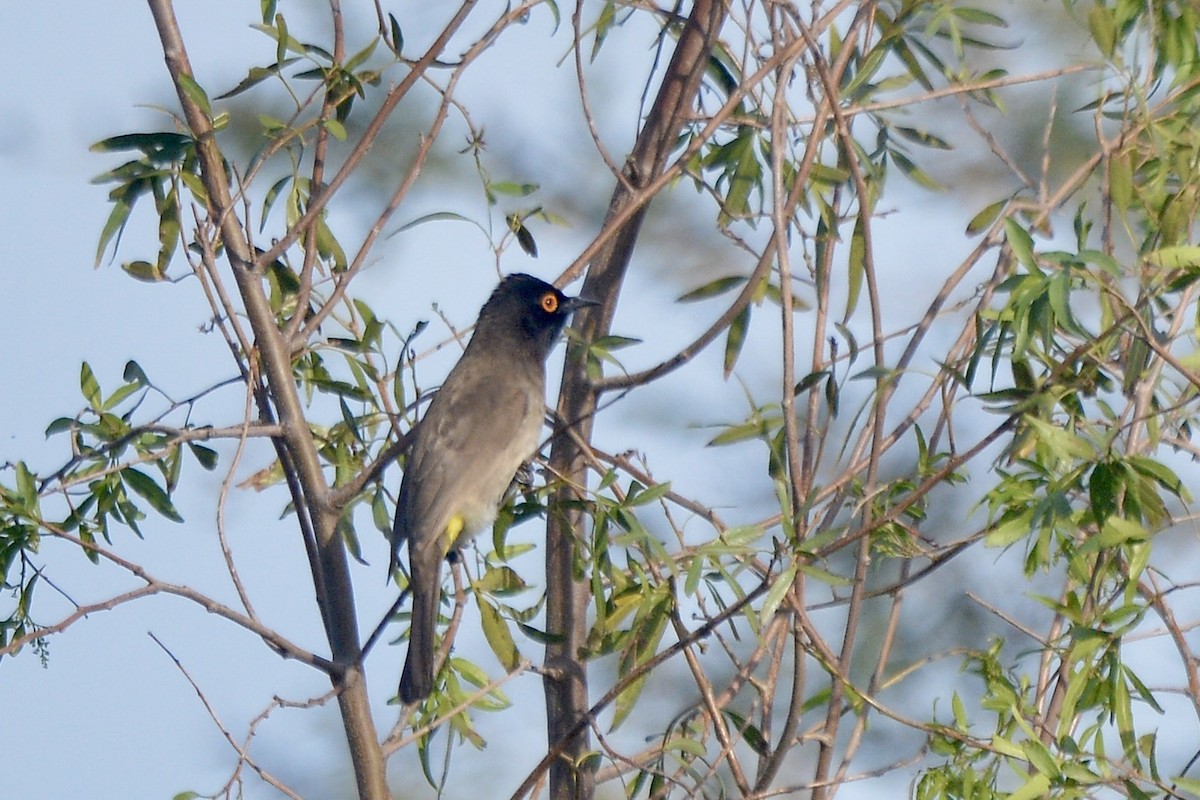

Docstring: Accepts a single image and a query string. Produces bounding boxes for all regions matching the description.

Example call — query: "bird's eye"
[540,292,559,313]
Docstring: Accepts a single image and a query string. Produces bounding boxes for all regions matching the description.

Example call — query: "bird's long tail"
[399,554,438,704]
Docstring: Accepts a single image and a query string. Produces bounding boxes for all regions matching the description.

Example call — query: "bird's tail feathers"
[398,559,438,704]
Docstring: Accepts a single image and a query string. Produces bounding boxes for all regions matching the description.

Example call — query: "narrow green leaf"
[844,215,866,320]
[515,622,564,645]
[215,59,298,100]
[491,181,538,197]
[121,260,166,283]
[388,210,484,240]
[1145,245,1200,269]
[890,150,943,190]
[188,443,219,471]
[1170,777,1200,795]
[952,7,1008,26]
[986,509,1032,547]
[824,369,839,416]
[678,275,746,302]
[723,304,751,378]
[1004,217,1036,268]
[1108,151,1133,213]
[893,126,953,150]
[707,421,764,447]
[323,119,347,141]
[388,13,404,55]
[343,38,379,72]
[95,196,133,267]
[80,362,102,411]
[1088,461,1118,526]
[478,599,520,671]
[15,461,37,508]
[102,381,142,411]
[507,215,538,257]
[473,565,527,596]
[45,417,76,437]
[177,73,213,119]
[759,563,796,622]
[794,369,830,395]
[965,198,1006,236]
[627,481,672,507]
[1008,773,1051,800]
[122,468,184,523]
[1088,5,1117,58]
[1022,737,1061,779]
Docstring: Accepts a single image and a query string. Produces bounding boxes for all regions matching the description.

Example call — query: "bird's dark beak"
[564,295,601,313]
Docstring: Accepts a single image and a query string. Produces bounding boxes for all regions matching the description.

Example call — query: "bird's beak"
[564,295,601,312]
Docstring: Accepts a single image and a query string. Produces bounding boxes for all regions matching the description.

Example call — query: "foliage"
[5,0,1200,799]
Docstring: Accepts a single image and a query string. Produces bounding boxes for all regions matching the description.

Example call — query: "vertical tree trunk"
[145,2,389,797]
[542,3,729,797]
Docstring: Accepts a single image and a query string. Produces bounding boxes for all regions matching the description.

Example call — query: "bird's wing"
[393,366,543,562]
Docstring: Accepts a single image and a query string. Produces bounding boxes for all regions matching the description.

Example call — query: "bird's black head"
[472,273,593,363]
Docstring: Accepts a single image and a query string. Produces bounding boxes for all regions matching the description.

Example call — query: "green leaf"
[1088,5,1117,58]
[1004,218,1036,268]
[890,150,942,190]
[627,481,671,507]
[122,468,184,523]
[95,195,133,267]
[215,59,299,100]
[14,461,37,509]
[1171,777,1200,795]
[474,565,527,596]
[45,417,75,437]
[343,37,379,72]
[1109,152,1133,212]
[491,181,538,197]
[121,260,166,283]
[844,215,866,320]
[986,509,1032,547]
[794,370,830,395]
[1022,737,1061,779]
[952,7,1008,26]
[187,443,219,471]
[389,210,483,239]
[123,360,150,386]
[1088,461,1118,525]
[323,119,347,141]
[678,275,745,302]
[965,198,1006,236]
[759,563,796,622]
[80,362,102,411]
[478,598,520,671]
[1086,516,1148,550]
[388,13,404,55]
[177,73,213,119]
[707,420,766,447]
[1145,245,1200,269]
[893,126,953,150]
[1008,773,1051,800]
[102,380,142,411]
[723,304,751,378]
[90,132,193,160]
[507,214,538,257]
[722,710,769,755]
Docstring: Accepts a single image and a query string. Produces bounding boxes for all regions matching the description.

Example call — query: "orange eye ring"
[540,292,559,313]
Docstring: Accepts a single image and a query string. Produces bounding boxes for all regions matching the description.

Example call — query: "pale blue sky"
[6,3,1196,800]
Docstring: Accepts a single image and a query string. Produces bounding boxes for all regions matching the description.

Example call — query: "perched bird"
[392,273,594,704]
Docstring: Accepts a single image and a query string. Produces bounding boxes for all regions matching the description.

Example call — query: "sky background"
[4,2,1197,799]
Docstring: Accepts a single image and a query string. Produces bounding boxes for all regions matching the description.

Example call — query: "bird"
[391,273,595,704]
